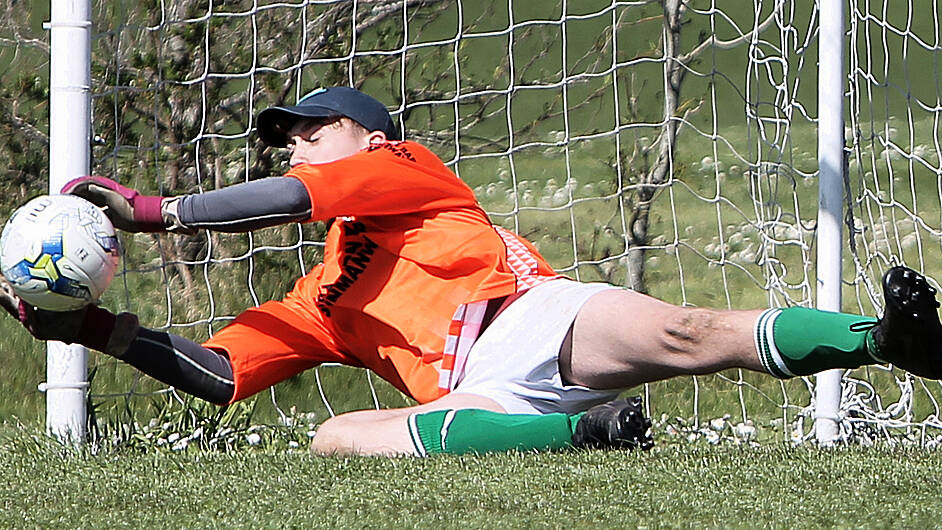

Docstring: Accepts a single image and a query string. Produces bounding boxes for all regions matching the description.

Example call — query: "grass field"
[0,422,939,528]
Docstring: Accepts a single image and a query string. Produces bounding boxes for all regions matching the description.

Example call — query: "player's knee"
[660,307,718,354]
[309,415,357,455]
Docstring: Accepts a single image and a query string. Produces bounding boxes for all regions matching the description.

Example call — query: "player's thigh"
[562,289,691,388]
[310,393,505,456]
[564,289,760,388]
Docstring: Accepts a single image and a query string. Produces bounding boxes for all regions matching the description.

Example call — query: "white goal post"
[42,0,942,446]
[45,0,92,444]
[815,0,845,444]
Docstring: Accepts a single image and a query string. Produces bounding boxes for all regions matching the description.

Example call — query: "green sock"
[407,409,584,456]
[755,307,883,378]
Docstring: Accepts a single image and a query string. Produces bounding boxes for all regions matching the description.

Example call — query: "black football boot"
[572,396,654,451]
[870,266,942,379]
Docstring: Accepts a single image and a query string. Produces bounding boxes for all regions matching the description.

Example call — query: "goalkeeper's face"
[286,117,381,167]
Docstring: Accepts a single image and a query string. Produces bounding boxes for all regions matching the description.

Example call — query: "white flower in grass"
[733,422,756,440]
[709,415,729,431]
[167,432,181,444]
[288,441,300,449]
[246,433,262,446]
[172,439,189,452]
[790,429,804,445]
[307,430,317,438]
[521,190,535,206]
[901,232,918,249]
[880,148,902,162]
[552,189,569,206]
[704,430,720,444]
[912,143,933,160]
[699,156,714,172]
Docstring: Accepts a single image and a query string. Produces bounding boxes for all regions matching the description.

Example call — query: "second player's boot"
[869,266,942,379]
[571,396,654,451]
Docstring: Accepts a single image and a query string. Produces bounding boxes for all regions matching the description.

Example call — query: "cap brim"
[257,104,336,148]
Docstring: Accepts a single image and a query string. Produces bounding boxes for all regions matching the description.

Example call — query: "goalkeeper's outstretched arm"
[0,279,235,404]
[62,175,312,234]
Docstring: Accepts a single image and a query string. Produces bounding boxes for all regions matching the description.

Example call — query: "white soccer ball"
[0,194,120,311]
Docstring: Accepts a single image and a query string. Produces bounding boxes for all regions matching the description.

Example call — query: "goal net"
[62,0,942,446]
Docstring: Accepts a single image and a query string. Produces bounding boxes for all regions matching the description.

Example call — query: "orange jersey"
[204,141,557,403]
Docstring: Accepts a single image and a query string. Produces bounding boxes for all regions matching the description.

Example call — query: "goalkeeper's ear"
[366,130,387,146]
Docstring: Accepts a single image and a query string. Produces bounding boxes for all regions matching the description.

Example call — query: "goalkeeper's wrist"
[160,197,197,234]
[77,305,140,357]
[133,195,169,232]
[135,195,197,234]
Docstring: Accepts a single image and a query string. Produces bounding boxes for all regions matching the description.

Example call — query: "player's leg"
[316,281,652,458]
[310,393,652,456]
[310,392,504,456]
[563,265,942,388]
[562,290,769,388]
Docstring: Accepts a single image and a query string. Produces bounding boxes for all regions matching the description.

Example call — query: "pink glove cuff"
[132,195,166,232]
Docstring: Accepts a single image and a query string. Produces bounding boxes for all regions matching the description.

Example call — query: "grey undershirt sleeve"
[172,176,312,233]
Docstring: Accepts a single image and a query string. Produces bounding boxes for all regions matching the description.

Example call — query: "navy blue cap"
[257,87,400,147]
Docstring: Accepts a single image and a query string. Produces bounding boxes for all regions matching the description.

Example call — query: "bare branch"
[678,0,784,65]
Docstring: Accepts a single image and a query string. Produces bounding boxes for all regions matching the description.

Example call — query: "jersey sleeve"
[285,141,480,221]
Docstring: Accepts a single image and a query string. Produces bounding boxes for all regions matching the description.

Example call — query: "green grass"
[0,422,939,528]
[2,0,942,478]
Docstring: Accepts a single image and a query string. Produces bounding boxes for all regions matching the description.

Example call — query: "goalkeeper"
[4,86,942,456]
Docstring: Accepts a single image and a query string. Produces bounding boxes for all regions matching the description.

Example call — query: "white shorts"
[452,278,622,415]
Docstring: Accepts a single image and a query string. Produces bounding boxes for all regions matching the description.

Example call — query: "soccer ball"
[0,194,120,311]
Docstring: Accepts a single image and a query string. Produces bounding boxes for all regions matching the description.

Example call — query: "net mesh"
[80,0,942,445]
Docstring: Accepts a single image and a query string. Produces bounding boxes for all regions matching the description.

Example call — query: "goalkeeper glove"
[61,176,190,233]
[0,278,140,358]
